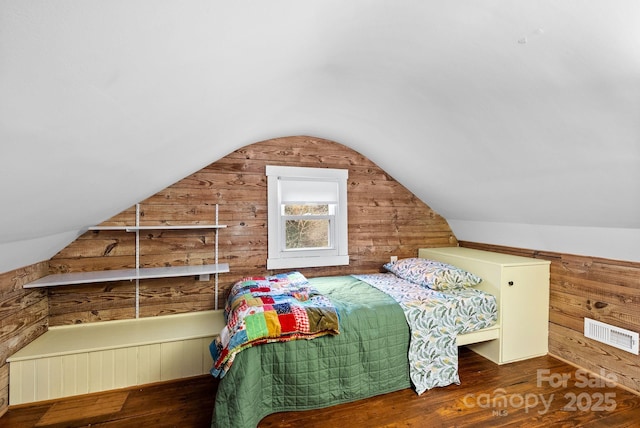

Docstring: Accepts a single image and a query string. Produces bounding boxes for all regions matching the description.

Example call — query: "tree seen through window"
[284,204,331,249]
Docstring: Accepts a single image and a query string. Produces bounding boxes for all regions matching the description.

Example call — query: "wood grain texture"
[34,391,128,426]
[0,261,50,417]
[47,136,456,325]
[0,364,8,418]
[459,241,640,395]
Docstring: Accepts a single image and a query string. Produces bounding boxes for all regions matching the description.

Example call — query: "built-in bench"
[7,310,225,405]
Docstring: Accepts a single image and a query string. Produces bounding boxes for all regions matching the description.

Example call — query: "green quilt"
[211,275,411,428]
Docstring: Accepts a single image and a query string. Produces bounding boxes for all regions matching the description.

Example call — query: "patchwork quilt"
[210,271,340,377]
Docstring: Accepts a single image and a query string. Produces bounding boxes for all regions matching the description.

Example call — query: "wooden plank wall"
[2,135,638,414]
[459,241,640,395]
[46,136,457,325]
[0,262,49,417]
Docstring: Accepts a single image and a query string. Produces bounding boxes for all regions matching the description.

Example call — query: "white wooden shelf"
[24,203,229,312]
[23,263,230,288]
[88,224,227,231]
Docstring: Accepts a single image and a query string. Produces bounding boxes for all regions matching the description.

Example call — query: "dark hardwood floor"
[2,348,639,427]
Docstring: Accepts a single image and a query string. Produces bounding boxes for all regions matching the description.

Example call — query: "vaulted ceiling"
[1,0,639,273]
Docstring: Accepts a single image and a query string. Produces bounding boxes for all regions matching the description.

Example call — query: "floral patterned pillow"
[383,258,482,291]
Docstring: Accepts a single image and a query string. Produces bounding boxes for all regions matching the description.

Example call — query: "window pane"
[283,204,329,215]
[285,219,330,249]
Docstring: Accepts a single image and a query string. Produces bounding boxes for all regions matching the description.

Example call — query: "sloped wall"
[46,136,456,325]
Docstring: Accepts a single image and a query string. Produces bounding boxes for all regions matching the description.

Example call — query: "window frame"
[266,165,349,269]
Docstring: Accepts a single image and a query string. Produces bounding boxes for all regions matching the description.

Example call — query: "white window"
[266,165,349,269]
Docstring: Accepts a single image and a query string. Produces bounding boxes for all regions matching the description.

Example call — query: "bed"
[209,256,500,428]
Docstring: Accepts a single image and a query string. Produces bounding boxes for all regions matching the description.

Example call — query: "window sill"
[267,255,349,270]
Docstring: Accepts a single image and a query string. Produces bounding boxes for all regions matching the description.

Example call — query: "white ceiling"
[1,0,639,273]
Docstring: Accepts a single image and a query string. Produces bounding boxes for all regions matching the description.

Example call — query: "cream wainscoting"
[7,310,224,405]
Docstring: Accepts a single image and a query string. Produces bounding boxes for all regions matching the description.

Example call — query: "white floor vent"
[584,318,639,355]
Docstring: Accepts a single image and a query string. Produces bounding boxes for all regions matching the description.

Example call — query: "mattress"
[210,273,497,428]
